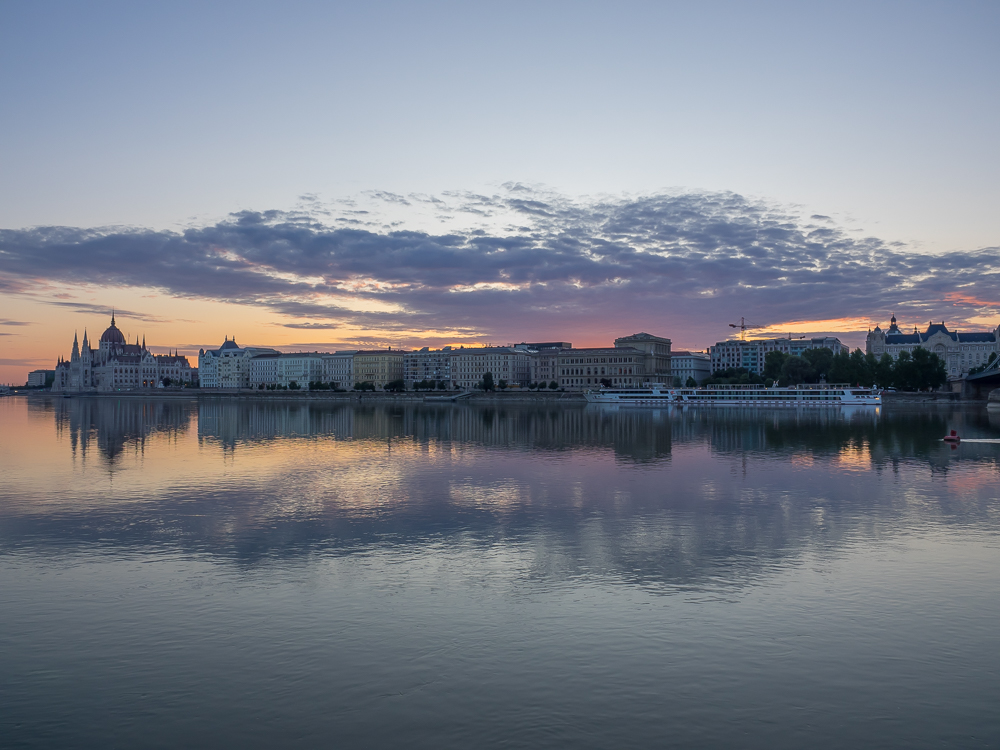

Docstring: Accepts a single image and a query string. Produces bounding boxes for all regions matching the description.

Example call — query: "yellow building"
[451,347,531,389]
[353,350,404,388]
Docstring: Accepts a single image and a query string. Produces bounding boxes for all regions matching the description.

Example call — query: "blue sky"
[0,1,998,380]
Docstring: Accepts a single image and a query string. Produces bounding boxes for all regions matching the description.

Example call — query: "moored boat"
[583,384,676,405]
[585,383,880,407]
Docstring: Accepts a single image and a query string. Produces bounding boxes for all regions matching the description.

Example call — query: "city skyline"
[2,2,999,382]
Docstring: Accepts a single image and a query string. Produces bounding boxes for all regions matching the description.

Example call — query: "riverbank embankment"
[19,389,991,405]
[21,390,589,403]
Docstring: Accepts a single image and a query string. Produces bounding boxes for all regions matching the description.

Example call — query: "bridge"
[958,357,1000,398]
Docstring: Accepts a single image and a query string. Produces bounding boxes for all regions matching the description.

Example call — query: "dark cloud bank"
[1,189,997,344]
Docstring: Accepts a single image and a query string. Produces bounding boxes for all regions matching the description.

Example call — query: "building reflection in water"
[196,398,674,463]
[41,396,1000,471]
[3,397,999,592]
[41,397,196,467]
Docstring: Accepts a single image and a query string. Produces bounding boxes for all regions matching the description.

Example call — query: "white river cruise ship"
[584,384,881,406]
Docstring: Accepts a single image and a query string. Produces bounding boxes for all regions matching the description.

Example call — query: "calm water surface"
[2,396,999,749]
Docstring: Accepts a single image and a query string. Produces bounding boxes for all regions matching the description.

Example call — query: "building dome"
[100,313,126,345]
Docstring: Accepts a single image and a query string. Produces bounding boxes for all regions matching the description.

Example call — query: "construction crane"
[729,317,765,341]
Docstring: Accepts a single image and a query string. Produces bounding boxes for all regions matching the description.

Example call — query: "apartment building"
[353,349,405,388]
[322,351,356,388]
[557,346,646,390]
[451,347,531,389]
[403,347,453,387]
[710,336,848,375]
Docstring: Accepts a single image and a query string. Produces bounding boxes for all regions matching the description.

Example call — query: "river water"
[2,396,999,749]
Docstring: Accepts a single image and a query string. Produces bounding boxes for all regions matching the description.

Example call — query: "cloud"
[1,187,997,347]
[0,319,32,326]
[280,322,344,330]
[30,301,170,323]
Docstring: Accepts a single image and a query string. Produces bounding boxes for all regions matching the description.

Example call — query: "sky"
[1,1,998,383]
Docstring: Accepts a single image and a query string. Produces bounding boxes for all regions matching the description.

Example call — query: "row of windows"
[562,357,634,364]
[562,377,634,386]
[562,367,634,376]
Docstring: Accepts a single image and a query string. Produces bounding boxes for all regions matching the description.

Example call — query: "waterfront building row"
[194,331,674,391]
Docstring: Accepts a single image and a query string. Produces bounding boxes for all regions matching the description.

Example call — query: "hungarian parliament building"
[52,314,195,393]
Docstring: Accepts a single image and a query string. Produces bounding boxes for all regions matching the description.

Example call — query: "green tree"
[874,353,894,388]
[910,348,947,390]
[384,379,406,392]
[482,372,495,392]
[780,356,815,385]
[685,376,697,387]
[600,378,612,388]
[802,348,834,381]
[892,350,917,390]
[498,379,508,390]
[849,349,875,386]
[549,381,558,390]
[288,381,300,390]
[763,350,789,381]
[704,367,764,386]
[861,351,878,386]
[827,351,853,384]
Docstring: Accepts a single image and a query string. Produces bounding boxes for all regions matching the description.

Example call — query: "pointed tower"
[71,331,80,362]
[81,329,93,369]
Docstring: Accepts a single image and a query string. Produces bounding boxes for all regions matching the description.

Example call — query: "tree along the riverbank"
[706,346,947,391]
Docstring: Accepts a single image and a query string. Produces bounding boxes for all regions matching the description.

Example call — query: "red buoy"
[944,430,961,443]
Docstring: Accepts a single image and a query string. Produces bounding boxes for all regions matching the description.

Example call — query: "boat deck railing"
[690,383,861,391]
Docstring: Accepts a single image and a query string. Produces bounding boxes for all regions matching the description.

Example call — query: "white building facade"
[671,351,712,385]
[866,317,1000,378]
[198,338,279,388]
[322,352,356,388]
